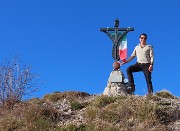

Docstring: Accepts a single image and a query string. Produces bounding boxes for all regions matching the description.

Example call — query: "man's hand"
[148,65,153,72]
[120,62,124,66]
[120,60,128,66]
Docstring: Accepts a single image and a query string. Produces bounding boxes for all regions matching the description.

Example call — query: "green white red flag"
[119,35,127,62]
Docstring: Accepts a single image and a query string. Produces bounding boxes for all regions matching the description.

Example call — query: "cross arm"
[100,27,134,32]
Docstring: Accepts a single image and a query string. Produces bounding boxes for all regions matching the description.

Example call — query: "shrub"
[0,117,24,130]
[57,124,86,131]
[99,110,119,123]
[43,92,62,102]
[43,91,90,102]
[135,98,157,122]
[155,90,177,99]
[0,55,39,109]
[91,95,116,108]
[85,106,99,121]
[70,101,84,111]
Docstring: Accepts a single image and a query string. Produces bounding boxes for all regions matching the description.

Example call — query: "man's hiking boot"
[127,86,135,95]
[145,92,154,97]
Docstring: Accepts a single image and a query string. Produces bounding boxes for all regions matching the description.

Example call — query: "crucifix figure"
[100,19,134,61]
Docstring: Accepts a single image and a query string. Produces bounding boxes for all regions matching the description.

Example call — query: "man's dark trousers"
[126,63,153,94]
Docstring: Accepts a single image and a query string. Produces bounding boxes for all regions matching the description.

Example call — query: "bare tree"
[0,55,39,109]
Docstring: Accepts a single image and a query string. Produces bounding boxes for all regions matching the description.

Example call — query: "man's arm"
[121,47,136,65]
[150,46,154,65]
[126,56,135,63]
[149,46,154,72]
[121,55,135,66]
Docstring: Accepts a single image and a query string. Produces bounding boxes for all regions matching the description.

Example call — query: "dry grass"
[43,91,90,102]
[155,90,177,99]
[0,91,179,130]
[84,95,168,131]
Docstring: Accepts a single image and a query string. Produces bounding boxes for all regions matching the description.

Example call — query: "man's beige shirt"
[131,44,154,64]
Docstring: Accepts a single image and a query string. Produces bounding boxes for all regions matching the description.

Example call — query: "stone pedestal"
[103,70,132,96]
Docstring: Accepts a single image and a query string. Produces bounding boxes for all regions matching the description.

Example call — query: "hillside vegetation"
[0,90,180,131]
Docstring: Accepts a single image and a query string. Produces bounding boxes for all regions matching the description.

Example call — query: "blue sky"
[0,0,180,98]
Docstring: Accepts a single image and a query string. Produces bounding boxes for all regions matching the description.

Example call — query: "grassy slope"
[0,90,180,131]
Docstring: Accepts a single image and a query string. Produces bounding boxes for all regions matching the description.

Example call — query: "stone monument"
[100,19,134,96]
[103,61,133,96]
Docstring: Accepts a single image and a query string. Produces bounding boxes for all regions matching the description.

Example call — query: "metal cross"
[100,19,134,61]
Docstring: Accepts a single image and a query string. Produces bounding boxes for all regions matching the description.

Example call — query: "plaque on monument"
[108,71,123,83]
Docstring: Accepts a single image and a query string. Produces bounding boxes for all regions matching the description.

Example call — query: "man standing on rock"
[122,33,154,95]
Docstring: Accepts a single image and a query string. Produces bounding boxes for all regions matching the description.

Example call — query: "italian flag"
[119,35,127,62]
